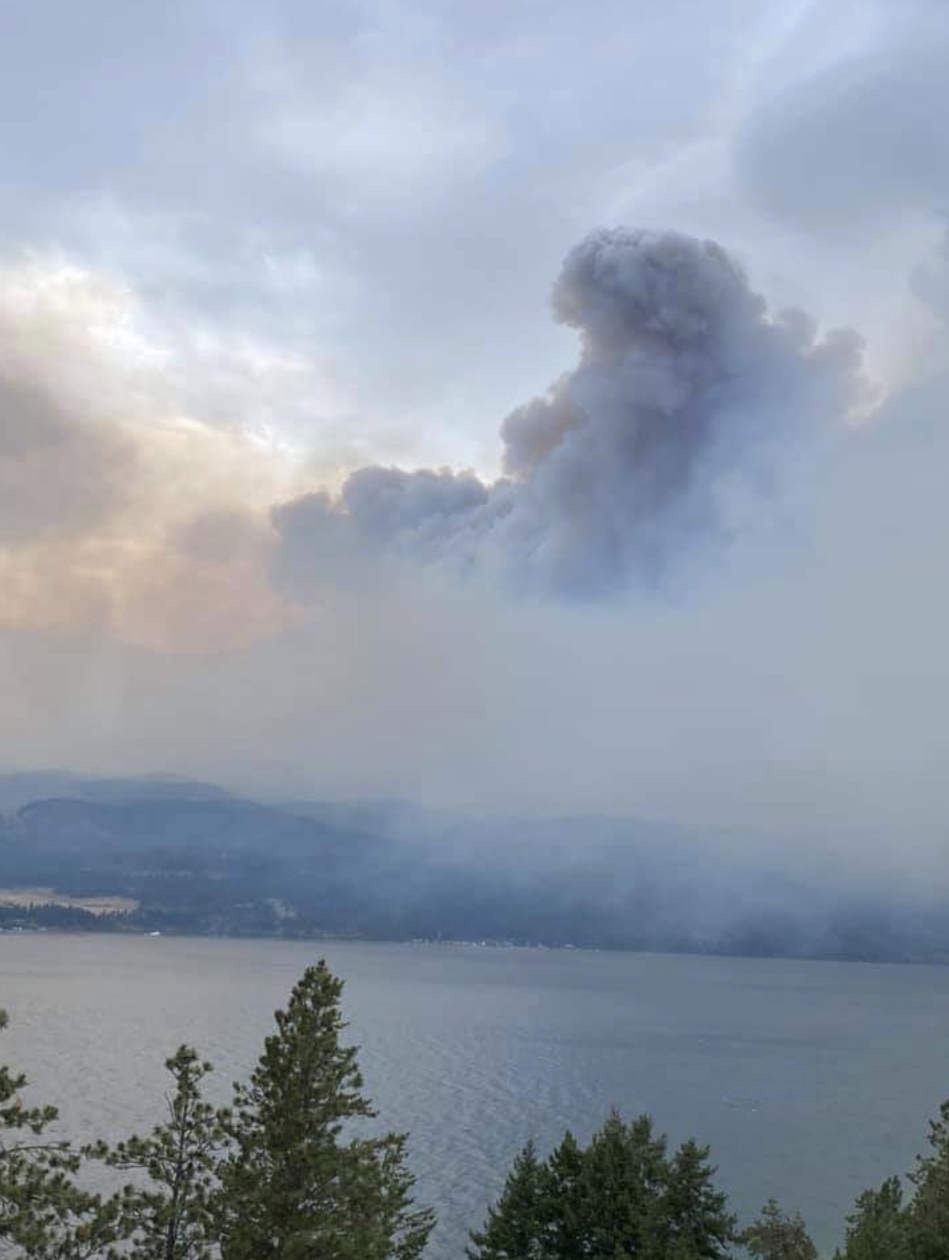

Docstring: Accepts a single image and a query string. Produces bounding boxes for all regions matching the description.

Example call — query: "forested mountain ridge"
[0,773,947,961]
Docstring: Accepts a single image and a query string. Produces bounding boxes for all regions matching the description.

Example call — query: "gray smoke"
[273,228,863,599]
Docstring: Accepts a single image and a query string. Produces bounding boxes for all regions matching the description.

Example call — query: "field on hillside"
[0,888,139,916]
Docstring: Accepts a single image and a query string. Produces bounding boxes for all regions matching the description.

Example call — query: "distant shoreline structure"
[0,913,947,968]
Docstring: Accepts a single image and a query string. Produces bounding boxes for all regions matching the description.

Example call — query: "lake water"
[1,935,948,1257]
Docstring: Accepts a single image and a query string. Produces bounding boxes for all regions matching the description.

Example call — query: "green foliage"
[87,1045,228,1260]
[741,1199,817,1260]
[908,1098,949,1260]
[1,963,433,1260]
[834,1178,909,1260]
[468,1109,736,1260]
[217,961,434,1260]
[660,1137,736,1259]
[466,1140,546,1260]
[540,1128,586,1258]
[10,953,949,1260]
[0,1008,113,1260]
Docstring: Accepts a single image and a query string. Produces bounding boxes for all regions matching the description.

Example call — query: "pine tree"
[541,1129,587,1260]
[87,1045,228,1260]
[834,1178,909,1260]
[0,1008,113,1260]
[908,1097,949,1260]
[466,1140,545,1260]
[468,1111,736,1260]
[217,961,434,1260]
[740,1199,817,1260]
[579,1112,670,1258]
[658,1138,735,1260]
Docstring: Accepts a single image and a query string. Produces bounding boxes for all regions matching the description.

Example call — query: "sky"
[2,0,949,842]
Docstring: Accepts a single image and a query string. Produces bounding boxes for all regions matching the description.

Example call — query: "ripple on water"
[1,937,948,1258]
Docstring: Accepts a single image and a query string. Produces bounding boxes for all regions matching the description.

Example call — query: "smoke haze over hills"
[1,0,948,886]
[1,773,947,962]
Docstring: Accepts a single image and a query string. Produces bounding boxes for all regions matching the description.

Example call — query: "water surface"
[2,935,947,1257]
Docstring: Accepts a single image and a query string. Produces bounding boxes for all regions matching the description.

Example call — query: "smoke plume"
[273,228,863,599]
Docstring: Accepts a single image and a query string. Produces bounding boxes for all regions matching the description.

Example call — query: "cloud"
[2,0,949,855]
[0,255,313,651]
[0,377,135,544]
[0,220,946,849]
[273,228,862,599]
[735,3,949,236]
[0,0,799,475]
[6,353,949,846]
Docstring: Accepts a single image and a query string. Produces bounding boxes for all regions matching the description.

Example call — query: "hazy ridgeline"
[1,772,948,962]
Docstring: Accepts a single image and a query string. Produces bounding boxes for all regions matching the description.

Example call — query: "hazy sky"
[2,0,948,837]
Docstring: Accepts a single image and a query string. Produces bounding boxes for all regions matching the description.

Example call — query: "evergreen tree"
[217,961,433,1260]
[466,1140,545,1260]
[0,1009,112,1260]
[740,1199,817,1260]
[658,1138,735,1260]
[541,1130,587,1260]
[579,1112,670,1258]
[834,1178,909,1260]
[88,1045,228,1260]
[908,1097,949,1260]
[468,1111,736,1260]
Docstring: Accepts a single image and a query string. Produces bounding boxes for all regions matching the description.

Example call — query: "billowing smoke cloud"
[2,225,949,848]
[4,0,949,867]
[273,229,862,599]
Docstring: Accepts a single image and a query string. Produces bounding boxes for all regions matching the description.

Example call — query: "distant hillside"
[0,771,233,812]
[0,791,394,937]
[0,774,947,961]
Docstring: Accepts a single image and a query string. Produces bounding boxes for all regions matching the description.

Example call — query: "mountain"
[0,774,947,961]
[0,771,233,811]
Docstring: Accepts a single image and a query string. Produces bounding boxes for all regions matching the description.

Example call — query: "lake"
[1,935,948,1257]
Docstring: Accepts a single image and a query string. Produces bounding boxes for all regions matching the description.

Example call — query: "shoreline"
[1,918,946,968]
